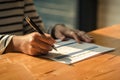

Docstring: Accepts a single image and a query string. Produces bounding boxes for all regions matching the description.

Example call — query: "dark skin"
[5,24,93,55]
[54,24,93,43]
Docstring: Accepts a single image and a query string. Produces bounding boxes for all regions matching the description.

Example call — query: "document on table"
[42,39,115,64]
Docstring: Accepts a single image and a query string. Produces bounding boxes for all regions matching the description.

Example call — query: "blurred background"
[34,0,120,32]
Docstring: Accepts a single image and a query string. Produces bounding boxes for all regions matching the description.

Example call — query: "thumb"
[56,32,67,41]
[58,33,67,41]
[60,35,70,41]
[59,35,66,41]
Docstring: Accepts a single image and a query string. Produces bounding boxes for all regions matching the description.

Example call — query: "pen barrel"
[25,16,57,51]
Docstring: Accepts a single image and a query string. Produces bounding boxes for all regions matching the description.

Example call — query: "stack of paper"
[42,39,115,64]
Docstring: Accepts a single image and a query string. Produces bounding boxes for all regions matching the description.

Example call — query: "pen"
[24,16,57,51]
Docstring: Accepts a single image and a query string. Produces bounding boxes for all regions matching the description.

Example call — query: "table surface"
[0,24,120,80]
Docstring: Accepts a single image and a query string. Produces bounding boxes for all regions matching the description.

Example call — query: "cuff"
[0,35,13,54]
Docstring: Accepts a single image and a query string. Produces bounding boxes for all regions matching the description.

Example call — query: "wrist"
[5,36,22,53]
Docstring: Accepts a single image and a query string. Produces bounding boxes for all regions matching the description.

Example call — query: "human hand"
[5,32,55,55]
[53,24,93,43]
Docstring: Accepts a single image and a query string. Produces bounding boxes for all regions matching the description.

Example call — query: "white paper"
[42,39,115,64]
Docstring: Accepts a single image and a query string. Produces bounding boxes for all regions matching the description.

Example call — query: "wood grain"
[0,24,120,80]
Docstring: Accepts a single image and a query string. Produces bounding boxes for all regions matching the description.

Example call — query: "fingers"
[76,31,93,42]
[31,38,52,51]
[28,45,50,56]
[69,31,81,43]
[19,32,56,55]
[30,32,55,53]
[36,34,56,45]
[53,24,93,43]
[66,30,93,43]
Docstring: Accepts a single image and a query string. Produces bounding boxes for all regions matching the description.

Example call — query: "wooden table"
[0,24,120,80]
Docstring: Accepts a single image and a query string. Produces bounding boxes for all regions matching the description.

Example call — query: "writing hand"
[5,32,55,55]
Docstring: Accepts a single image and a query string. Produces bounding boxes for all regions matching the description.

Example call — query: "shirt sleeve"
[24,0,55,36]
[0,35,13,54]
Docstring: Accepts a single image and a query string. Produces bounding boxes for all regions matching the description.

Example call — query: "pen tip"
[54,48,57,51]
[52,45,57,51]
